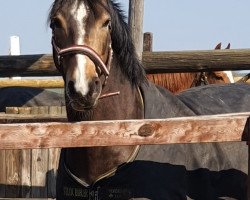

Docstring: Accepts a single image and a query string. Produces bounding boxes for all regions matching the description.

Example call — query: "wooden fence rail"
[0,55,56,77]
[0,112,249,150]
[1,49,250,77]
[0,79,64,88]
[143,49,250,73]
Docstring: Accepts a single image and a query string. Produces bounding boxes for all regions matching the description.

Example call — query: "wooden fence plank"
[47,106,61,198]
[19,107,32,198]
[0,113,66,123]
[0,79,64,88]
[20,150,31,198]
[31,150,48,198]
[0,150,6,197]
[143,49,250,73]
[0,113,249,150]
[143,32,153,52]
[248,146,250,198]
[0,75,249,89]
[1,49,250,77]
[5,150,21,197]
[0,54,57,77]
[31,108,49,198]
[0,107,66,198]
[47,148,60,198]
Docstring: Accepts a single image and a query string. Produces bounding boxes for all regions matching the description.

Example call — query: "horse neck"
[64,57,144,185]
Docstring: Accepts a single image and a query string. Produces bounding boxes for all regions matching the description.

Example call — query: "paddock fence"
[1,32,250,89]
[1,32,250,199]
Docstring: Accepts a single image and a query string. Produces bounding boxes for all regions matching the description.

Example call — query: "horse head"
[206,43,234,84]
[49,0,113,111]
[49,0,146,113]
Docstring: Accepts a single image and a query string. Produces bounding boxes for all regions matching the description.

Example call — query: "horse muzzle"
[66,78,102,111]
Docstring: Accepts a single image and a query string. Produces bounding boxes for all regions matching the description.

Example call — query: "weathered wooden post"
[128,0,144,60]
[248,147,250,199]
[143,32,153,52]
[248,139,250,199]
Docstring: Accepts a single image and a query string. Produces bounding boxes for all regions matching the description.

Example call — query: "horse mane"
[107,0,147,86]
[48,0,147,87]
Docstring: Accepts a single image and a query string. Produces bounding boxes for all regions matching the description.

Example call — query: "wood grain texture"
[0,113,249,150]
[20,150,31,198]
[0,55,58,77]
[143,32,153,52]
[0,114,66,123]
[19,108,31,198]
[47,148,60,198]
[248,146,250,199]
[31,149,48,198]
[128,0,144,59]
[0,107,66,198]
[0,79,64,88]
[1,49,250,76]
[142,49,250,73]
[47,106,61,198]
[5,150,21,197]
[31,107,49,198]
[0,150,6,197]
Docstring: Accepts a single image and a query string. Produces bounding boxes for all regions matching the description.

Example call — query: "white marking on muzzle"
[69,1,90,96]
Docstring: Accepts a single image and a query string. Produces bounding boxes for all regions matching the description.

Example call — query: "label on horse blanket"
[57,145,246,200]
[57,151,187,200]
[57,157,134,200]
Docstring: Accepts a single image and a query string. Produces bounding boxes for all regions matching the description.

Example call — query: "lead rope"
[98,46,120,99]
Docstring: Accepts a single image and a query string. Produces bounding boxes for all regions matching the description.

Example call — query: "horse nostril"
[88,78,101,96]
[93,78,101,90]
[68,81,77,96]
[95,79,101,88]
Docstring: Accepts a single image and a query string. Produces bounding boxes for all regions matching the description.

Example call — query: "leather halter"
[52,38,112,85]
[236,73,250,83]
[191,72,209,87]
[52,38,120,99]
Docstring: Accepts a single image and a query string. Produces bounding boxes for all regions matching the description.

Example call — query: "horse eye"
[215,76,223,80]
[50,18,62,29]
[103,19,111,30]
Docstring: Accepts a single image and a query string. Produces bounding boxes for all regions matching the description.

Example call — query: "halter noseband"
[52,38,120,99]
[52,38,112,85]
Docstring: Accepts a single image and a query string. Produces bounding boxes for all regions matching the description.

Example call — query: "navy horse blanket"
[55,83,250,200]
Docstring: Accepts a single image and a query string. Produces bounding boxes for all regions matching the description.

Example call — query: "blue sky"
[0,0,250,55]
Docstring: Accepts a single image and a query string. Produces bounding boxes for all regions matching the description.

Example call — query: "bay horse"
[49,0,250,199]
[146,43,234,94]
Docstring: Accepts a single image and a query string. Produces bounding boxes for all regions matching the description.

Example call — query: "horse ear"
[215,42,222,50]
[225,43,231,49]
